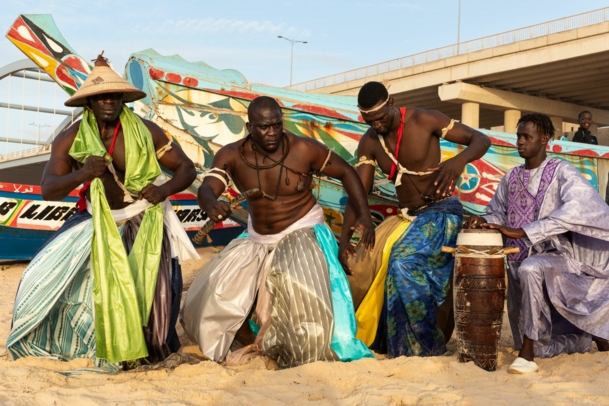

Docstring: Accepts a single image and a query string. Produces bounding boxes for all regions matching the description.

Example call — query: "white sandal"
[508,357,538,374]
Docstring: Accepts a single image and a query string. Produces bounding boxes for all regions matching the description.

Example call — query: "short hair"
[357,82,389,109]
[578,110,592,119]
[517,113,555,137]
[248,96,281,121]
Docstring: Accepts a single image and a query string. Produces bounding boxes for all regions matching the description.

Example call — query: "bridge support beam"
[439,82,609,126]
[462,102,479,128]
[504,110,521,134]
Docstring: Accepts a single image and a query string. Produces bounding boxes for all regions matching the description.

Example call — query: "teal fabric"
[313,224,374,361]
[248,319,261,336]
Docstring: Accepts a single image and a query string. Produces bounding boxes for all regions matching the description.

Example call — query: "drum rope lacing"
[449,245,514,257]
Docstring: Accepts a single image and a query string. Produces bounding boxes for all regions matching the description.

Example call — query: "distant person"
[466,113,609,374]
[560,133,569,141]
[572,111,598,145]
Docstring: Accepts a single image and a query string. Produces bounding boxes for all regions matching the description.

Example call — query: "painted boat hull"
[6,14,609,245]
[0,182,243,261]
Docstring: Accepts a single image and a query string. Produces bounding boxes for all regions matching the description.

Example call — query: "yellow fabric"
[355,218,411,346]
[347,216,404,309]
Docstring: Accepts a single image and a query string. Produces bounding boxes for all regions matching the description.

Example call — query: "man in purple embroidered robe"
[466,113,609,374]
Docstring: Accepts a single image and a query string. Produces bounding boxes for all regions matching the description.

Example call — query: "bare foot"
[593,337,609,352]
[518,335,535,362]
[233,320,256,348]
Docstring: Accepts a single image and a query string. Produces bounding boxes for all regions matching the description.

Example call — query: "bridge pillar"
[550,116,563,138]
[504,110,521,134]
[461,102,479,128]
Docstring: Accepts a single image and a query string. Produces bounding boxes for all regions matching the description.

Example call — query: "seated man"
[181,96,375,368]
[339,81,490,357]
[6,53,199,371]
[466,113,609,374]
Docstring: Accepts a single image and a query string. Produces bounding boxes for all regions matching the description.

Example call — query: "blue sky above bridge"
[1,0,608,87]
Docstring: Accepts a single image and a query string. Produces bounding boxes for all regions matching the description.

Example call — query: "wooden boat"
[0,181,243,260]
[5,14,609,257]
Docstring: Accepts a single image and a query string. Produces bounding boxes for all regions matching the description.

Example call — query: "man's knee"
[518,258,544,283]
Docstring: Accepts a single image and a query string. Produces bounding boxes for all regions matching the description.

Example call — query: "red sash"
[389,107,406,181]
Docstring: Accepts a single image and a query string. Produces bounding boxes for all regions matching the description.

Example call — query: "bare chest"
[374,126,441,176]
[102,131,126,172]
[233,150,314,198]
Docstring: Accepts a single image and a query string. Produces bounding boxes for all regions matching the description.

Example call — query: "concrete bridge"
[290,7,609,137]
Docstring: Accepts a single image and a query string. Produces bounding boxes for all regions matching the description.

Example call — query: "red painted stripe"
[166,73,182,83]
[149,67,165,80]
[64,56,91,75]
[7,17,50,56]
[202,88,260,101]
[488,136,515,147]
[292,104,352,121]
[182,77,199,87]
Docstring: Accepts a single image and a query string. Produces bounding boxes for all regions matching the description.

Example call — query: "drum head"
[457,229,503,249]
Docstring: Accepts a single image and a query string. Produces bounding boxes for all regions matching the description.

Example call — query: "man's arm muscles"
[197,147,234,221]
[41,125,105,201]
[425,110,490,163]
[142,121,197,203]
[313,136,376,272]
[338,137,376,244]
[421,110,491,196]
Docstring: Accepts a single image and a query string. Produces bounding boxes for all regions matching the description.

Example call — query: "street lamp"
[278,36,307,87]
[457,0,462,54]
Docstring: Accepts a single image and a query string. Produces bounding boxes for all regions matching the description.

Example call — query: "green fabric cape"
[69,106,164,362]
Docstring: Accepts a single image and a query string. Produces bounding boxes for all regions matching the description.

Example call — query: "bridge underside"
[310,22,609,137]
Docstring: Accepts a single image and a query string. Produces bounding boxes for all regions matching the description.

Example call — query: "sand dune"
[1,248,608,405]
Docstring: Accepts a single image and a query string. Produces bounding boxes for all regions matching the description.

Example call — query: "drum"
[444,229,513,372]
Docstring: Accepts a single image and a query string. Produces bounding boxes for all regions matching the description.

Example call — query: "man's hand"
[353,213,375,252]
[79,156,106,182]
[207,200,232,223]
[428,157,467,197]
[481,223,526,239]
[338,214,375,276]
[139,184,169,204]
[464,215,487,229]
[339,240,356,276]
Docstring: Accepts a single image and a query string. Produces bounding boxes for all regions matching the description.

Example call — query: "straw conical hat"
[64,52,146,107]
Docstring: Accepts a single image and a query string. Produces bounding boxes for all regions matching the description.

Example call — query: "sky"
[1,0,608,149]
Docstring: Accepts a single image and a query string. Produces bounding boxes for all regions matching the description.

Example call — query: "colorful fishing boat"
[4,14,609,258]
[0,181,243,260]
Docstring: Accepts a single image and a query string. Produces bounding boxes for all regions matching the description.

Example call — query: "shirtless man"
[340,81,490,357]
[7,54,198,370]
[181,96,374,368]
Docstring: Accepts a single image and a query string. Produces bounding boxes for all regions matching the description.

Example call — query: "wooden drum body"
[453,229,505,372]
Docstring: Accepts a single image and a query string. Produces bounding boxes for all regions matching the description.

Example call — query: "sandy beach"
[1,247,608,406]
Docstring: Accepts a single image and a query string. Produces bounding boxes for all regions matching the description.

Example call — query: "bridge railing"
[289,7,609,92]
[0,144,51,162]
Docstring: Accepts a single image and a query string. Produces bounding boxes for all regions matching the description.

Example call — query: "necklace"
[239,134,293,200]
[519,164,542,200]
[239,134,290,170]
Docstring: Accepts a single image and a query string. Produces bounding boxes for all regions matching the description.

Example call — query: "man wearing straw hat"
[6,53,199,372]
